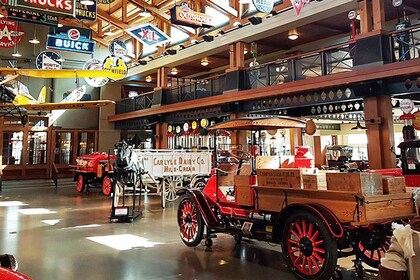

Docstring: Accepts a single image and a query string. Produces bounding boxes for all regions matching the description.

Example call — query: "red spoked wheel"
[358,235,391,268]
[177,194,204,247]
[76,174,86,193]
[102,176,113,196]
[282,211,337,280]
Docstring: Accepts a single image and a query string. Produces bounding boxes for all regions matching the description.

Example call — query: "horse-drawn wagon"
[176,117,416,279]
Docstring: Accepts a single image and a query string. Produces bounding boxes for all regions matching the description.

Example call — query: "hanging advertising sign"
[46,26,95,54]
[126,23,171,47]
[400,99,415,114]
[109,40,128,57]
[9,0,76,17]
[0,19,24,48]
[36,50,62,69]
[75,0,97,21]
[291,0,310,16]
[170,3,214,28]
[252,0,274,14]
[102,55,128,81]
[83,58,109,87]
[7,8,58,26]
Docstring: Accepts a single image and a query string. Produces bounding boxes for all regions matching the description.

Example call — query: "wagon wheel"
[357,233,391,268]
[191,177,207,190]
[281,210,338,280]
[177,194,204,247]
[76,174,86,193]
[164,176,183,202]
[101,176,113,196]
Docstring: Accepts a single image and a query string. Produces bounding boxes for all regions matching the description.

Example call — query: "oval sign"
[413,111,420,130]
[305,119,317,136]
[400,99,415,114]
[252,0,274,14]
[102,56,128,81]
[168,125,173,133]
[183,122,190,132]
[0,20,24,48]
[83,58,109,87]
[68,28,80,40]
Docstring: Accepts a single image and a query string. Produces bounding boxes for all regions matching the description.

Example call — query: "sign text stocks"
[152,156,206,173]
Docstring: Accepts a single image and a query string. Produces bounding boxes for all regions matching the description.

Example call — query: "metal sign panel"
[36,50,62,69]
[83,58,109,87]
[252,0,274,14]
[0,19,24,48]
[170,3,214,28]
[7,8,58,26]
[75,0,97,21]
[126,23,171,47]
[47,25,94,54]
[9,0,76,17]
[109,40,128,57]
[291,0,310,15]
[102,56,128,81]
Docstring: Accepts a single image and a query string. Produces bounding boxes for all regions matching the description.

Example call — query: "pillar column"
[156,67,169,89]
[364,95,396,169]
[290,128,303,154]
[155,123,168,149]
[372,0,385,31]
[359,0,373,34]
[313,136,323,168]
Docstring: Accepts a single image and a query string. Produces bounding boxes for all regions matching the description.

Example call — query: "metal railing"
[116,91,155,114]
[246,42,355,89]
[390,24,420,61]
[166,74,225,104]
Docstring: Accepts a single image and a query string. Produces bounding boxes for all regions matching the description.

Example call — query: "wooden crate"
[302,174,327,190]
[383,176,406,194]
[256,156,279,169]
[255,187,286,212]
[234,175,254,207]
[257,168,302,189]
[326,172,383,195]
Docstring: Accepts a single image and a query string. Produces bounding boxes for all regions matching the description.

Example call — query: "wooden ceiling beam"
[122,0,128,23]
[209,0,238,16]
[129,0,172,25]
[97,8,130,30]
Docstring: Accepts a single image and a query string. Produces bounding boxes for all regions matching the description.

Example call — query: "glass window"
[2,132,24,165]
[55,132,72,164]
[27,132,47,165]
[78,132,95,156]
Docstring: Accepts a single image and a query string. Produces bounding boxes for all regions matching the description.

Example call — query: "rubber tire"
[192,177,207,190]
[281,210,338,280]
[76,174,85,193]
[177,194,204,247]
[102,176,112,196]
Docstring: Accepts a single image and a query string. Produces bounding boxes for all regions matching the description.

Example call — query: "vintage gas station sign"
[109,40,128,57]
[9,0,76,17]
[252,0,274,14]
[7,7,58,26]
[83,58,109,87]
[126,23,171,47]
[102,55,128,81]
[36,50,62,69]
[75,0,97,21]
[170,3,214,28]
[47,26,95,54]
[0,19,24,48]
[291,0,310,16]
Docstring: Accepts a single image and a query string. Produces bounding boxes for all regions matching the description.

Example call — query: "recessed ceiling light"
[145,75,152,82]
[288,29,299,40]
[170,68,178,75]
[201,58,209,66]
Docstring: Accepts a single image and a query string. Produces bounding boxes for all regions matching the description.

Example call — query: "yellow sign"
[102,56,127,81]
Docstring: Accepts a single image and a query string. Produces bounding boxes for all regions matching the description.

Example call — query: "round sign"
[304,120,317,136]
[167,125,173,133]
[36,51,62,70]
[200,119,209,128]
[191,121,198,130]
[0,20,24,48]
[252,0,274,14]
[392,0,403,7]
[267,129,277,136]
[68,28,80,40]
[109,40,128,57]
[348,10,356,20]
[83,58,109,87]
[400,99,415,114]
[102,56,128,81]
[413,111,420,130]
[175,126,181,134]
[183,122,190,132]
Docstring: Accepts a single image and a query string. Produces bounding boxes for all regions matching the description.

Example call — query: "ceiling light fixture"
[244,48,248,54]
[170,68,178,75]
[80,0,95,5]
[57,23,63,27]
[288,29,299,40]
[139,2,151,17]
[29,37,40,44]
[233,21,242,27]
[145,76,152,82]
[201,58,209,66]
[11,52,21,57]
[191,39,198,44]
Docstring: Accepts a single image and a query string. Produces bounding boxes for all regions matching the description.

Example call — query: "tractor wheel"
[281,210,338,280]
[177,194,204,247]
[76,175,86,193]
[102,176,113,196]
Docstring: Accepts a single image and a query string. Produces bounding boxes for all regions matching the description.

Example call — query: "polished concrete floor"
[0,179,378,280]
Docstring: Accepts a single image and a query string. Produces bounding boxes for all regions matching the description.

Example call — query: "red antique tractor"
[72,152,116,196]
[176,117,416,280]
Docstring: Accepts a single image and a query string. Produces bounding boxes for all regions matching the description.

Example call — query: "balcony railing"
[390,24,420,61]
[166,74,225,104]
[116,91,155,114]
[245,42,355,89]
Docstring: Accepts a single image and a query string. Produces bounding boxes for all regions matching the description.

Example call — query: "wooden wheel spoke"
[313,252,325,264]
[293,253,303,266]
[288,238,300,246]
[302,256,308,272]
[313,247,326,254]
[307,224,313,238]
[311,230,320,241]
[295,221,304,238]
[310,256,320,271]
[290,229,300,239]
[302,220,308,237]
[313,239,324,246]
[307,256,313,275]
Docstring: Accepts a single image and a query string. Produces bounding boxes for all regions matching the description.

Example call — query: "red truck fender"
[0,267,32,280]
[276,203,344,240]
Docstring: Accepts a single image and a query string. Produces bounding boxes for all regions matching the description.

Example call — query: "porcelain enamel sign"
[0,20,24,48]
[126,23,171,47]
[291,0,310,16]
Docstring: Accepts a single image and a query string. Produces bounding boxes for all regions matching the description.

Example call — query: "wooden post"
[371,0,385,31]
[229,43,236,69]
[156,67,169,88]
[359,0,373,34]
[290,128,303,154]
[235,42,246,68]
[155,123,168,149]
[364,95,396,169]
[313,136,324,168]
